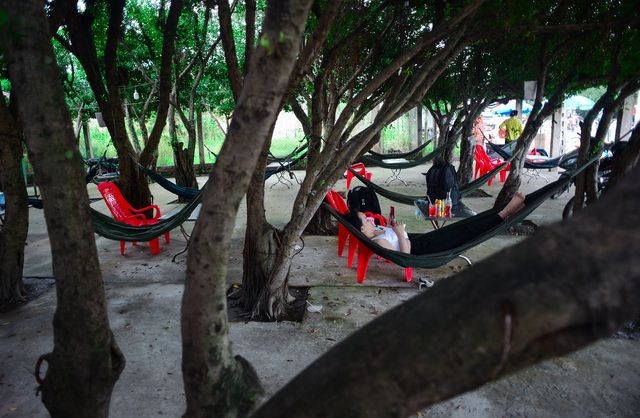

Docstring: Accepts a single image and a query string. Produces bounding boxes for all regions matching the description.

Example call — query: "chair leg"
[346,171,354,189]
[120,241,126,255]
[338,225,348,257]
[356,243,374,284]
[164,231,171,243]
[150,237,160,255]
[347,236,357,268]
[405,268,412,282]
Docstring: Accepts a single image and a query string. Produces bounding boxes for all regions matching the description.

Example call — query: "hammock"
[264,149,308,180]
[487,142,566,170]
[357,141,450,169]
[137,147,307,198]
[137,164,201,200]
[91,188,204,242]
[324,159,593,269]
[366,140,432,161]
[267,140,309,163]
[346,160,511,206]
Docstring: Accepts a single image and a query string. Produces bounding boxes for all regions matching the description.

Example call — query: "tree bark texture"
[253,166,640,418]
[0,95,29,306]
[180,1,313,416]
[1,1,125,416]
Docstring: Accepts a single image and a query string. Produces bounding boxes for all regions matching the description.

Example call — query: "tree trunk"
[2,2,125,416]
[124,101,142,154]
[180,2,312,415]
[0,95,29,306]
[253,166,640,418]
[170,104,198,201]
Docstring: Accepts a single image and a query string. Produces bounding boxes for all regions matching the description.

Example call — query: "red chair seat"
[474,145,510,185]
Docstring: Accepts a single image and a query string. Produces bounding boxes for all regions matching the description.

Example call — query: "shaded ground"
[2,165,639,417]
[0,278,55,314]
[227,285,308,323]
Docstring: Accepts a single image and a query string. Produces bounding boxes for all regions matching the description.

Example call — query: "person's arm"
[391,220,411,254]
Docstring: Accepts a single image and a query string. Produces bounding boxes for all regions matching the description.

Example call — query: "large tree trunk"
[241,139,283,317]
[0,95,29,306]
[253,165,640,418]
[180,2,313,415]
[1,2,125,416]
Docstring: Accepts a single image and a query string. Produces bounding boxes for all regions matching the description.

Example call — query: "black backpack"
[425,160,461,206]
[347,186,382,216]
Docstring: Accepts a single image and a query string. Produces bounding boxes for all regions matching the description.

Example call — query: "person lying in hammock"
[344,192,526,255]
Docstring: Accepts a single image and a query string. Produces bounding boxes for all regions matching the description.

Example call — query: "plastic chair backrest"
[326,189,349,214]
[475,144,490,162]
[98,182,135,221]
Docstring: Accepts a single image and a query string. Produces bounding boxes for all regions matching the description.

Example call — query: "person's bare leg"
[498,191,526,219]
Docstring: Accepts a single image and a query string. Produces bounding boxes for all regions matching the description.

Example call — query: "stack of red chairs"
[346,163,372,189]
[474,144,510,186]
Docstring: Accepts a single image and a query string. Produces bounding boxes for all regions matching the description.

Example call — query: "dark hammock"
[264,149,308,180]
[324,159,593,269]
[487,142,567,170]
[138,164,201,200]
[365,140,432,161]
[136,148,307,199]
[91,188,204,242]
[346,159,511,206]
[357,141,450,169]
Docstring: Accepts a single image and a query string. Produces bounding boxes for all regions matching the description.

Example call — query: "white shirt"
[372,226,408,251]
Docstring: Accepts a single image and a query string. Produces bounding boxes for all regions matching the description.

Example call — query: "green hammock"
[91,188,204,242]
[137,164,201,200]
[324,159,593,269]
[135,147,307,199]
[265,149,308,180]
[346,159,511,206]
[357,141,450,169]
[267,140,309,163]
[366,140,432,161]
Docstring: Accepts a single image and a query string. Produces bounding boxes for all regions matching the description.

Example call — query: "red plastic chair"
[326,190,411,284]
[346,162,372,189]
[98,182,170,255]
[474,145,510,185]
[325,189,360,268]
[355,241,412,284]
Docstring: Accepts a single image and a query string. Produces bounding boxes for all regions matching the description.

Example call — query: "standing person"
[499,110,523,143]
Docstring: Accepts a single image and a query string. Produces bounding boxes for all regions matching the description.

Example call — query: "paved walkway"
[2,163,638,417]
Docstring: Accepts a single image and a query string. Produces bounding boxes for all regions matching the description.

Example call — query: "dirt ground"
[1,164,639,417]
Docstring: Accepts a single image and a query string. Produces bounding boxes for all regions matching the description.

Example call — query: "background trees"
[1,0,639,416]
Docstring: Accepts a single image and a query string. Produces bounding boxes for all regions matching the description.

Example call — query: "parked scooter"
[84,151,120,184]
[557,141,624,219]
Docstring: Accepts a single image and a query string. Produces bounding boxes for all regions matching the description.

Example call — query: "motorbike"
[84,151,120,184]
[553,141,623,219]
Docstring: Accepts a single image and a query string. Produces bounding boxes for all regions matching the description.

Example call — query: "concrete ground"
[1,163,639,417]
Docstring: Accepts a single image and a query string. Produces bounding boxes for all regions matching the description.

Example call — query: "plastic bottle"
[445,190,452,218]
